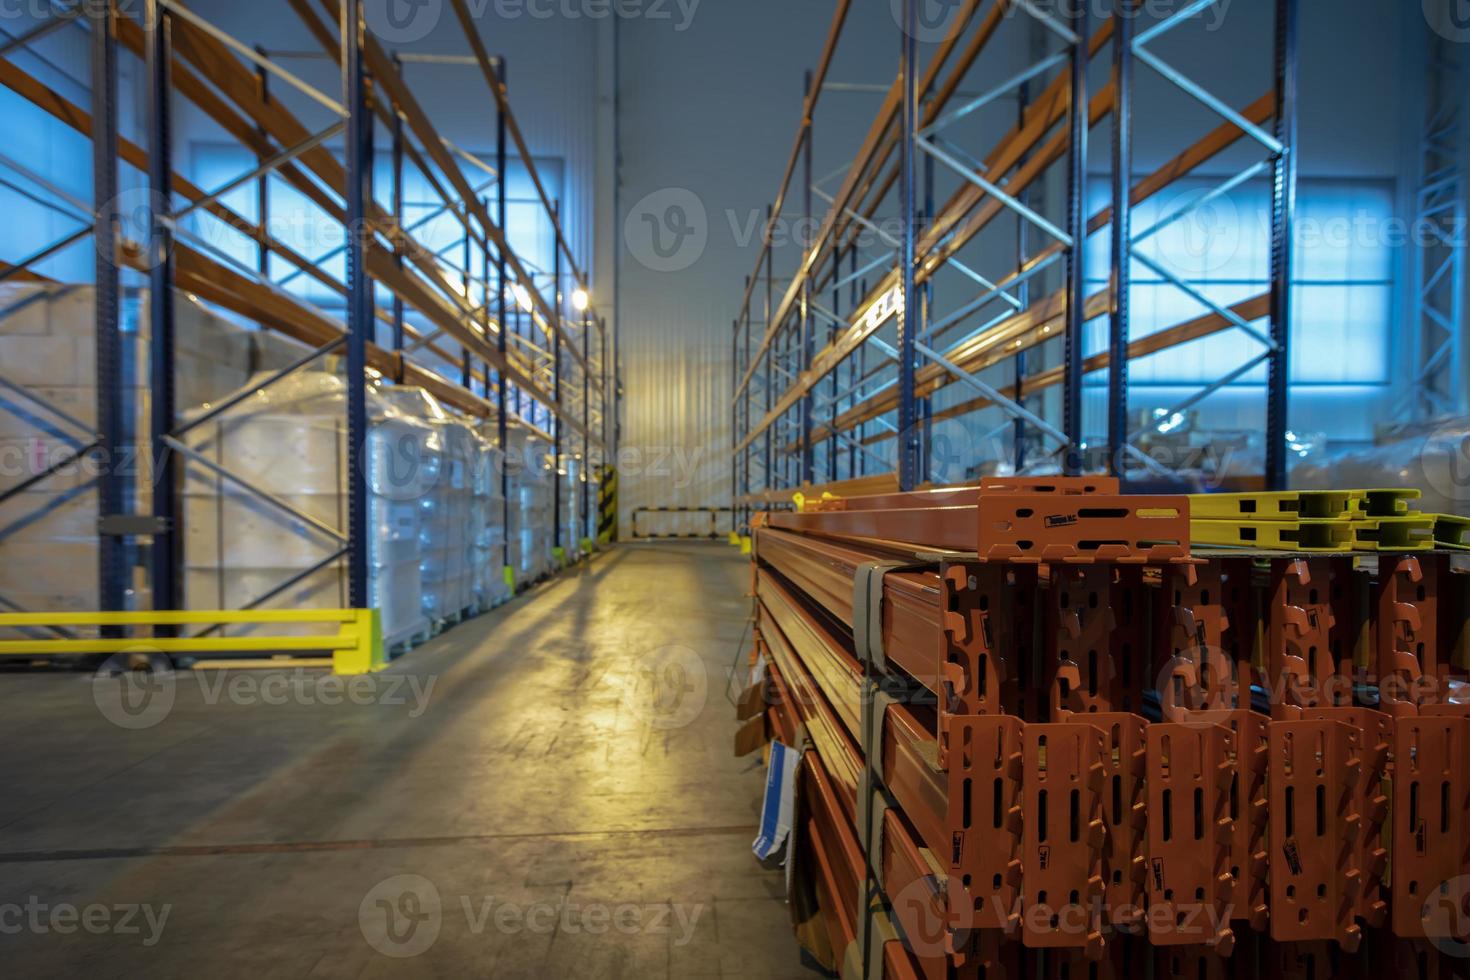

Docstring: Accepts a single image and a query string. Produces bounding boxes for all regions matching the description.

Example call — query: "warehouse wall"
[615,1,911,524]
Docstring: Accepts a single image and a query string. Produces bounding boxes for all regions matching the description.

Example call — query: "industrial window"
[1082,177,1395,387]
[185,144,562,314]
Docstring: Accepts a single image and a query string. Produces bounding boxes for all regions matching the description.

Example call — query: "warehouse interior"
[3,0,1470,977]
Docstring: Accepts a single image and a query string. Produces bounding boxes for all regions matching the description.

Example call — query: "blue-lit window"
[186,143,561,312]
[1083,177,1395,386]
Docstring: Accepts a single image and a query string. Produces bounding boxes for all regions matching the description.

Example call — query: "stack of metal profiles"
[738,477,1470,978]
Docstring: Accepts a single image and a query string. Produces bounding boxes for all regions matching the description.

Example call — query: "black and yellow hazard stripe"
[598,466,618,543]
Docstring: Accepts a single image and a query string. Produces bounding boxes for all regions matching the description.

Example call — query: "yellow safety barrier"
[0,609,385,675]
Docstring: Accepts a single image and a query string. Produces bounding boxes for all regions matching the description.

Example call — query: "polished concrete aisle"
[0,543,806,978]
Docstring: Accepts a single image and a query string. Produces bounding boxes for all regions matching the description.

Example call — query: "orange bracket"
[1144,721,1236,952]
[1302,706,1392,930]
[976,493,1192,564]
[1375,555,1443,716]
[1081,713,1148,933]
[1046,566,1131,718]
[1267,718,1362,951]
[1157,563,1238,714]
[945,713,1024,934]
[939,562,1033,721]
[1021,722,1108,958]
[1190,708,1270,932]
[1265,558,1339,718]
[1390,708,1470,943]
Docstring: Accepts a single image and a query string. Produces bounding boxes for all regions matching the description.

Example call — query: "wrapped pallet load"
[559,452,583,560]
[364,397,438,647]
[506,427,555,584]
[471,432,511,609]
[182,372,433,647]
[375,387,476,626]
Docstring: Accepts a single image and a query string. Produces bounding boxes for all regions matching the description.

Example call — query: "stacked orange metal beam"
[737,478,1470,978]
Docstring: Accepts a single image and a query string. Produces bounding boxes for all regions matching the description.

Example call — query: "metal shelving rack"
[731,0,1299,524]
[0,0,617,641]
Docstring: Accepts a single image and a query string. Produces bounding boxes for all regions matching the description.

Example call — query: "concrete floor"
[0,543,808,978]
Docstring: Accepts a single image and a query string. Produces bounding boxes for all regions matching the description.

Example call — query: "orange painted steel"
[1266,718,1363,950]
[1390,708,1470,944]
[742,481,1470,976]
[1145,721,1237,952]
[1020,721,1109,957]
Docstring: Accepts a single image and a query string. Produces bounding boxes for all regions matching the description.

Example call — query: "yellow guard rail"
[0,609,385,675]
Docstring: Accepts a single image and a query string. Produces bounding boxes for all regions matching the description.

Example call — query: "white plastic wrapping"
[183,372,434,644]
[378,386,481,621]
[1294,420,1470,516]
[505,427,555,582]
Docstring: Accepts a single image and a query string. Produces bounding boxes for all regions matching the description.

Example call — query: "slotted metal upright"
[730,0,1307,514]
[0,2,617,642]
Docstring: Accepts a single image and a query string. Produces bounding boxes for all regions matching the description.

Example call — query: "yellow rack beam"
[1190,518,1356,552]
[1434,514,1470,551]
[1188,490,1357,521]
[1191,515,1436,553]
[1355,487,1422,517]
[1346,516,1435,551]
[0,609,384,675]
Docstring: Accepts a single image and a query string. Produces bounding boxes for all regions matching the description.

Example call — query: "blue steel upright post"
[147,0,180,619]
[1266,0,1298,491]
[343,0,370,609]
[1062,0,1089,476]
[92,1,126,624]
[1108,0,1134,479]
[897,0,920,491]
